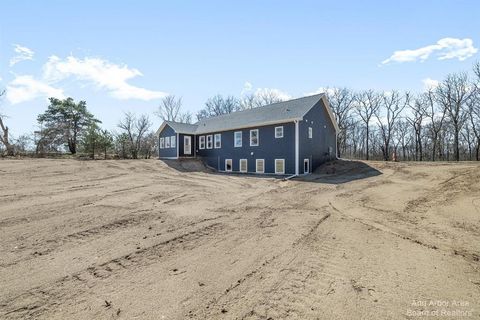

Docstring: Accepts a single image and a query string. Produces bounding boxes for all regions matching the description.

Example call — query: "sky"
[1,0,479,137]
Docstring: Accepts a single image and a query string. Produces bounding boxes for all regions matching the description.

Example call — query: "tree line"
[0,61,479,161]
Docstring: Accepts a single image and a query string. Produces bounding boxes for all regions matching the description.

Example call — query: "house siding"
[158,124,177,158]
[195,122,296,174]
[299,99,337,173]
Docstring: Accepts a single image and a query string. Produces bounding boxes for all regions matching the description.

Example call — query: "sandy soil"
[0,159,479,319]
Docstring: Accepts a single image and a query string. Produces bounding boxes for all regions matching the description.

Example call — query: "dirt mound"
[161,158,214,173]
[310,159,382,183]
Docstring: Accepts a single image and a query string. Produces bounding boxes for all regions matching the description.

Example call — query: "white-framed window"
[256,159,264,173]
[275,126,284,138]
[275,159,285,174]
[199,136,205,149]
[159,137,164,149]
[234,131,242,147]
[171,135,176,148]
[206,135,213,149]
[165,136,170,148]
[239,159,247,173]
[304,159,310,174]
[225,159,232,172]
[250,129,259,146]
[214,133,221,149]
[308,127,313,139]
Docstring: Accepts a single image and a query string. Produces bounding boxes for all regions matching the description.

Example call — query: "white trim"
[199,136,205,149]
[234,131,242,147]
[225,159,233,172]
[256,159,265,173]
[275,159,285,174]
[159,156,179,160]
[184,136,192,155]
[239,159,247,172]
[206,135,213,149]
[171,135,176,148]
[295,121,299,176]
[214,133,221,149]
[176,133,179,158]
[250,129,259,146]
[275,126,284,138]
[304,158,310,174]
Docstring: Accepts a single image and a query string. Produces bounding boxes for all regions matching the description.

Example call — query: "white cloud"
[422,78,440,90]
[6,75,65,104]
[241,81,253,95]
[305,87,336,96]
[10,44,35,66]
[43,55,167,100]
[382,38,478,65]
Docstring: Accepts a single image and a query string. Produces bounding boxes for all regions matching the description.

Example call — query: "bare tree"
[376,91,409,160]
[254,89,285,107]
[0,90,15,156]
[355,90,381,160]
[156,95,182,121]
[196,95,240,120]
[326,88,356,157]
[436,73,472,161]
[117,112,152,159]
[406,93,428,161]
[423,88,446,161]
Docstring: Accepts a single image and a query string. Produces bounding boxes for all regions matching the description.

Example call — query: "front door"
[184,136,192,155]
[304,159,309,174]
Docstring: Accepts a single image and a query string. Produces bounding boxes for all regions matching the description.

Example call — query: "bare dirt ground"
[0,159,479,319]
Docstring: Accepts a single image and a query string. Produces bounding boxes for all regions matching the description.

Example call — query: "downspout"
[295,120,299,176]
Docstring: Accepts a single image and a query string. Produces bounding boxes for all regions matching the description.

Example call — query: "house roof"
[157,121,198,135]
[157,94,339,136]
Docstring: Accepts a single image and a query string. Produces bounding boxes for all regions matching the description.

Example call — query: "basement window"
[256,159,264,173]
[225,159,232,172]
[239,159,247,172]
[275,159,285,174]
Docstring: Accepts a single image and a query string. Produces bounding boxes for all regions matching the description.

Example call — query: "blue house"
[157,94,339,175]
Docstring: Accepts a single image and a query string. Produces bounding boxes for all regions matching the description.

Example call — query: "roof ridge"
[194,93,324,124]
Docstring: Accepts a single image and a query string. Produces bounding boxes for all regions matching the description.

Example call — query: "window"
[214,134,221,149]
[304,159,310,174]
[160,137,164,149]
[184,136,192,155]
[165,136,170,148]
[225,159,232,172]
[199,136,205,149]
[275,126,284,138]
[275,159,285,174]
[308,127,313,139]
[206,135,213,149]
[239,159,247,173]
[234,131,242,147]
[250,129,259,146]
[256,159,264,173]
[171,135,176,148]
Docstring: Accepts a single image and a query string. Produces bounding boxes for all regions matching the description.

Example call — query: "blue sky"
[1,0,479,136]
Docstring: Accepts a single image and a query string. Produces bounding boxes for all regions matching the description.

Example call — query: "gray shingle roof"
[194,94,325,134]
[158,93,338,136]
[163,121,198,134]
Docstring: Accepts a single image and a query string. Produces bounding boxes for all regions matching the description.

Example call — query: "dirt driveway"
[0,159,479,319]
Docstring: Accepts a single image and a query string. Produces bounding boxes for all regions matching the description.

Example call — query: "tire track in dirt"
[1,221,228,320]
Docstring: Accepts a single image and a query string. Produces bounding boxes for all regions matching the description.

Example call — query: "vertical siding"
[299,99,337,172]
[195,122,295,174]
[158,125,177,158]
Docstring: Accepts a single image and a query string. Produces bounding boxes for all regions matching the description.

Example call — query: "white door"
[184,136,192,155]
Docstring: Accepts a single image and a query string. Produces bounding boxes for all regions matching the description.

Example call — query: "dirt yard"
[0,159,479,319]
